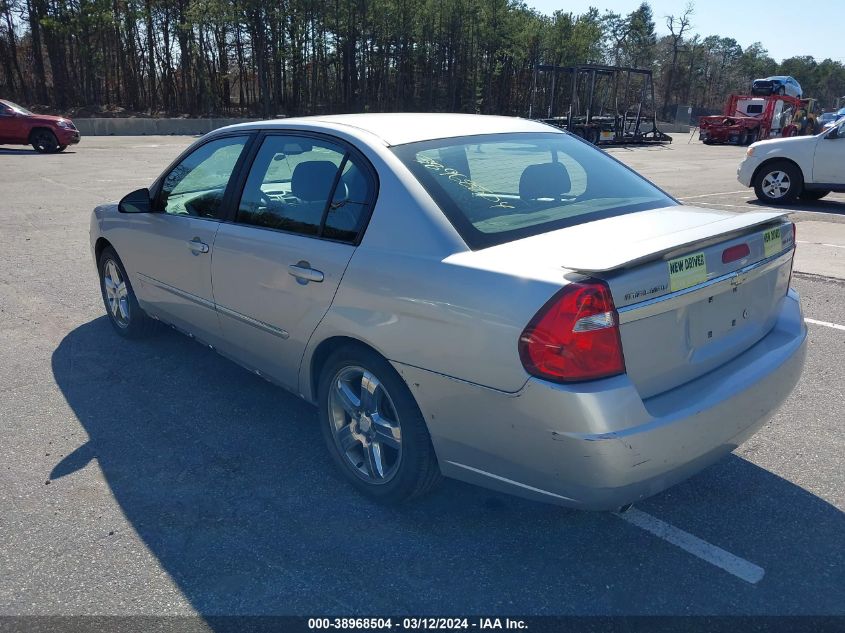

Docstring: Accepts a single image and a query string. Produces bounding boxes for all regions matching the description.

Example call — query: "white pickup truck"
[738,116,845,203]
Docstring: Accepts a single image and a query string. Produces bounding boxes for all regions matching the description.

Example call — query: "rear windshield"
[392,132,676,249]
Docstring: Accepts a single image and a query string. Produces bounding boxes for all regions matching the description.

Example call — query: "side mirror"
[118,187,152,213]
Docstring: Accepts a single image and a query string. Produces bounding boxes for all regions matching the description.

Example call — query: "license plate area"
[689,281,765,347]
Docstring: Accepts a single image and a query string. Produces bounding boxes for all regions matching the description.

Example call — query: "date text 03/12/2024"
[307,618,528,630]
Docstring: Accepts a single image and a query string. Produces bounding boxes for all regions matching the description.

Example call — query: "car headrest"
[519,162,571,201]
[291,161,339,202]
[342,166,369,203]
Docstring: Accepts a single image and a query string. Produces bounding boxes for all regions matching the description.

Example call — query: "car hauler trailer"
[698,94,819,145]
[529,63,672,145]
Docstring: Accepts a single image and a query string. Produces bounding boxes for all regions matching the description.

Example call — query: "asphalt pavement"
[0,134,842,618]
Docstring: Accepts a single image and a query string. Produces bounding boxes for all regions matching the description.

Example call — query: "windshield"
[0,100,32,115]
[393,132,676,249]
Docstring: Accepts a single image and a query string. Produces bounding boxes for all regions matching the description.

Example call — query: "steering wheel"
[257,191,274,210]
[240,191,275,222]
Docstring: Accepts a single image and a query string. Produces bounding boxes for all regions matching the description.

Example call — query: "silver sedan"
[90,114,807,510]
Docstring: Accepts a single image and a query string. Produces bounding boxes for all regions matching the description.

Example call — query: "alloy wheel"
[761,170,791,199]
[103,259,131,327]
[33,131,55,152]
[328,365,402,483]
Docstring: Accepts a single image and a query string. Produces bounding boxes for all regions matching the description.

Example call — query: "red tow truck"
[698,94,816,145]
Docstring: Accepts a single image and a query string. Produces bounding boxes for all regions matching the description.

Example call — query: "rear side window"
[393,132,675,249]
[324,160,373,242]
[236,135,374,242]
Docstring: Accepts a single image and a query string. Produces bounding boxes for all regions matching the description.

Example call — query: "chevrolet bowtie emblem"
[731,273,749,286]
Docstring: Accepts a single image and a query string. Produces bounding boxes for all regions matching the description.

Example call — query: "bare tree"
[662,2,694,114]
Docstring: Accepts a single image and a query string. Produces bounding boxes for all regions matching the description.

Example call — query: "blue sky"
[527,0,840,64]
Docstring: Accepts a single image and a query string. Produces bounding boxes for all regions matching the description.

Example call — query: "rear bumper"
[395,289,806,510]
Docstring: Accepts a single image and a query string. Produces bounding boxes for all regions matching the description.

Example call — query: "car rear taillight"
[519,280,626,383]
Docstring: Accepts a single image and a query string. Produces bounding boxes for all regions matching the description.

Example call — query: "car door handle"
[187,238,209,254]
[288,263,324,283]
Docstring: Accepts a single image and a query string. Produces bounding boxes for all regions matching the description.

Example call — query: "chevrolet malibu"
[89,114,807,510]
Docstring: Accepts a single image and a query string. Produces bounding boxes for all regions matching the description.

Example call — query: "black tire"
[753,160,802,204]
[318,345,442,503]
[30,129,59,153]
[97,246,157,338]
[57,145,68,152]
[800,189,830,201]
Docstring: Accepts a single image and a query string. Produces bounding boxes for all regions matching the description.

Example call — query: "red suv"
[0,99,80,153]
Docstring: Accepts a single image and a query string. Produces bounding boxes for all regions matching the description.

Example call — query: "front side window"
[158,135,249,218]
[393,132,675,249]
[236,135,373,242]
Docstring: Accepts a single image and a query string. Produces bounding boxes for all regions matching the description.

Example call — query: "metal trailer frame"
[529,63,672,145]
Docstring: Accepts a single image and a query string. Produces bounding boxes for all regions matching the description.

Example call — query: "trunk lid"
[453,205,795,398]
[601,214,795,398]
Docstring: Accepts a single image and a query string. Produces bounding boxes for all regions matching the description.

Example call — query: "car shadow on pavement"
[50,317,845,618]
[747,198,845,216]
[0,148,76,155]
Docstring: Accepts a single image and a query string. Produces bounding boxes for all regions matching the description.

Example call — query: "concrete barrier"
[73,117,258,136]
[657,122,690,133]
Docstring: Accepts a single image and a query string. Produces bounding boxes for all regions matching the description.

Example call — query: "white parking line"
[805,318,845,331]
[678,190,748,200]
[615,508,765,584]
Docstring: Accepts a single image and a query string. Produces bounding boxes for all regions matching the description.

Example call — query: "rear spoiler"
[558,208,789,272]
